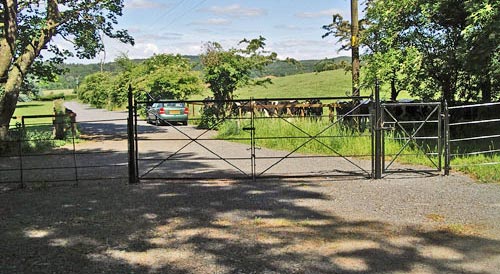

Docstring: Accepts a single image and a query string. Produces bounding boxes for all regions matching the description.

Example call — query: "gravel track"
[0,102,499,273]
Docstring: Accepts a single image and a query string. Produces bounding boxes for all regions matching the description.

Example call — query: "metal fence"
[445,102,500,174]
[0,113,129,190]
[132,96,375,181]
[4,96,499,188]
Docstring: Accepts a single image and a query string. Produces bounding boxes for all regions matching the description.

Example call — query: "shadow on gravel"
[77,121,168,140]
[1,179,499,273]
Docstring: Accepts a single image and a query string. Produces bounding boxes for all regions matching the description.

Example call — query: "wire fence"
[0,114,129,190]
[445,102,500,172]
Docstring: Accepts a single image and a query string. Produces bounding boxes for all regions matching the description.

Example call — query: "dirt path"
[1,102,499,273]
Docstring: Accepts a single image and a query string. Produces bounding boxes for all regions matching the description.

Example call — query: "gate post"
[374,80,382,179]
[250,98,256,181]
[444,101,450,175]
[127,85,138,184]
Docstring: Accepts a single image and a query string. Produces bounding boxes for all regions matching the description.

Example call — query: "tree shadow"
[1,176,499,273]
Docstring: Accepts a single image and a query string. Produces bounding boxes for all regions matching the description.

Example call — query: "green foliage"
[313,59,349,73]
[38,92,66,101]
[198,104,220,130]
[0,0,134,134]
[362,0,499,102]
[77,72,115,109]
[77,54,204,110]
[199,36,277,124]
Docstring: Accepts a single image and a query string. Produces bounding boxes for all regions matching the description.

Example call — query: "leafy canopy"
[0,0,133,135]
[77,54,204,110]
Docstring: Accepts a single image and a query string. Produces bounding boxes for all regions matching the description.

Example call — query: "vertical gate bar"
[127,85,137,184]
[444,101,450,175]
[371,98,375,178]
[134,99,139,183]
[374,80,382,179]
[251,98,256,181]
[381,104,386,173]
[437,104,442,171]
[71,117,79,186]
[18,127,24,188]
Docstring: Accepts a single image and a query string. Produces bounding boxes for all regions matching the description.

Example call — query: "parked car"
[146,102,189,126]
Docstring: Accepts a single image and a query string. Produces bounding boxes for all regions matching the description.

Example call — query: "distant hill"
[40,56,351,90]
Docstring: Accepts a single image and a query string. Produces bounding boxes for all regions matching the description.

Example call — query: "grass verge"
[215,117,499,183]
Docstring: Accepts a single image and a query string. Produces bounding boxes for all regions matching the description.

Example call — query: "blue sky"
[68,0,356,63]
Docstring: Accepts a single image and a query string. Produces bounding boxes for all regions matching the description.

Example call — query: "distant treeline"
[40,56,350,90]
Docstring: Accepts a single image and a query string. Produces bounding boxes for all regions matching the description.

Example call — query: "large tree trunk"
[480,70,492,103]
[0,0,59,140]
[0,0,17,79]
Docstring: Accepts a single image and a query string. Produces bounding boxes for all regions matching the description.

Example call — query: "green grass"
[452,155,500,183]
[235,70,353,99]
[41,89,75,96]
[8,100,78,153]
[215,116,499,183]
[11,101,55,127]
[189,70,413,101]
[217,117,372,158]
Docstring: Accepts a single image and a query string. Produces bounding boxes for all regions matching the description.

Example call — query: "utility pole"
[351,0,360,97]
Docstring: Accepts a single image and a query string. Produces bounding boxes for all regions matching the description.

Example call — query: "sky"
[64,0,356,64]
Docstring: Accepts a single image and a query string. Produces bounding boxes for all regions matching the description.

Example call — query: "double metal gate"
[127,92,445,182]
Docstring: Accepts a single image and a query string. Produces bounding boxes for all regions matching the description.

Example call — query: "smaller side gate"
[381,102,443,173]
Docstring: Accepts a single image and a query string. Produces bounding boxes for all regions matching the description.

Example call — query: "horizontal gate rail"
[134,96,374,181]
[382,102,442,173]
[445,101,500,174]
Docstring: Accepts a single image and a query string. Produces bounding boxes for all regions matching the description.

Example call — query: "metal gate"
[130,95,374,181]
[381,102,443,173]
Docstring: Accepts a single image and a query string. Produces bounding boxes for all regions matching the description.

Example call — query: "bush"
[38,92,65,101]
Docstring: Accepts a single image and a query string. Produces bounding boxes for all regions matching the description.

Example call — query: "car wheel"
[182,121,188,126]
[154,117,160,126]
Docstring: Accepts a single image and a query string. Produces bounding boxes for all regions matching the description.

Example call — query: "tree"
[77,54,204,110]
[362,0,499,103]
[322,8,365,97]
[0,0,133,138]
[200,36,277,120]
[361,0,425,101]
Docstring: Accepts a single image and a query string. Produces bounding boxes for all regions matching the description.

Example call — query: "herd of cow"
[202,97,375,121]
[199,97,452,134]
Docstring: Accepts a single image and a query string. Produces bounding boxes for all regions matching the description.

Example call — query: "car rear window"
[165,102,185,107]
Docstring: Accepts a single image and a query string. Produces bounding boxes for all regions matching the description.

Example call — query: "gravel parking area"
[1,102,499,273]
[1,176,500,273]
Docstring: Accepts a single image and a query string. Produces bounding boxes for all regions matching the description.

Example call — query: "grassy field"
[41,89,75,96]
[11,101,55,127]
[215,115,498,183]
[236,70,354,99]
[191,70,412,101]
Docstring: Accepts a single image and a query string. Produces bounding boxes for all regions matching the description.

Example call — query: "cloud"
[296,9,342,18]
[134,42,160,55]
[192,18,232,26]
[201,4,266,17]
[136,32,184,41]
[269,39,341,60]
[125,0,166,9]
[274,24,304,31]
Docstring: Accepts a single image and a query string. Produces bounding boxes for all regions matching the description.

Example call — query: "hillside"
[42,56,350,90]
[234,69,410,100]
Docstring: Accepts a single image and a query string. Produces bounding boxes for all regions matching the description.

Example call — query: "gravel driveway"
[0,102,499,273]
